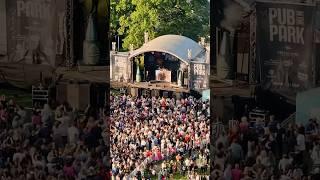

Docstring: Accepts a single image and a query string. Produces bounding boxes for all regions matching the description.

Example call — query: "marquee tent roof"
[128,35,206,64]
[296,88,320,125]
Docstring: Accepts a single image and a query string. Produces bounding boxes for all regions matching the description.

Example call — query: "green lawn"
[0,86,32,107]
[151,173,188,180]
[150,170,209,180]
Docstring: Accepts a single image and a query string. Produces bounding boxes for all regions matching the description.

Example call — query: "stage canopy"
[202,89,210,101]
[296,87,320,126]
[129,35,206,64]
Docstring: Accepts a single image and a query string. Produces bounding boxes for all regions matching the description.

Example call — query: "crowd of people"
[110,94,210,179]
[212,114,320,180]
[0,95,110,180]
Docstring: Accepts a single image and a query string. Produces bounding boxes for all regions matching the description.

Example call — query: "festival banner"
[6,0,61,66]
[190,63,209,90]
[111,54,130,82]
[256,1,316,92]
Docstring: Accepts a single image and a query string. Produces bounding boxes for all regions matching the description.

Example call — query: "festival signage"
[111,54,130,82]
[256,1,315,92]
[190,63,209,90]
[5,0,63,66]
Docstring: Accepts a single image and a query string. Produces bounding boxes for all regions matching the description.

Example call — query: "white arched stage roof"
[128,35,206,64]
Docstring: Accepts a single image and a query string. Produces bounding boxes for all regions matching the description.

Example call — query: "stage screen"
[256,1,315,92]
[155,69,171,82]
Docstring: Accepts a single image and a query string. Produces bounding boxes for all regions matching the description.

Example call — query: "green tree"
[110,0,135,35]
[111,0,209,50]
[157,0,210,42]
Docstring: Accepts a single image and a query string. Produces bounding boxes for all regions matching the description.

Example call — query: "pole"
[118,35,120,51]
[131,59,133,83]
[188,65,191,90]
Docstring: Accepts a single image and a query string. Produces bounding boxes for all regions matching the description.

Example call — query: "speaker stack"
[56,81,106,110]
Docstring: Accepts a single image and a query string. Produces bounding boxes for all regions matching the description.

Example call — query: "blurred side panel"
[0,0,6,55]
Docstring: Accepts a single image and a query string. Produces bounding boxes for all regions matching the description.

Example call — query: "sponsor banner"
[256,1,316,92]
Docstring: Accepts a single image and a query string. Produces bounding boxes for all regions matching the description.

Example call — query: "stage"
[210,75,251,98]
[128,81,189,93]
[56,66,109,83]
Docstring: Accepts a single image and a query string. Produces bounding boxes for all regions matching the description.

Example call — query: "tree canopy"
[110,0,210,50]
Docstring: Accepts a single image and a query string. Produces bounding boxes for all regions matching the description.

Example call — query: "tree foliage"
[110,0,209,50]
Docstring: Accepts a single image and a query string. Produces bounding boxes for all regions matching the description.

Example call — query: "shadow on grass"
[0,83,32,107]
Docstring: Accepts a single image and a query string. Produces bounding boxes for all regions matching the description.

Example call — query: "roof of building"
[128,34,206,64]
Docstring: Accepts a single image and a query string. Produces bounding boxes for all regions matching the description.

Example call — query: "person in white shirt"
[311,143,320,166]
[41,104,53,125]
[68,122,79,145]
[296,132,306,152]
[295,127,306,166]
[16,105,27,126]
[12,149,26,166]
[223,164,232,180]
[185,158,191,171]
[278,154,291,173]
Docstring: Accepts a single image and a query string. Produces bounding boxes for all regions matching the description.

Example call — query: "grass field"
[150,173,188,180]
[0,84,32,107]
[149,169,209,180]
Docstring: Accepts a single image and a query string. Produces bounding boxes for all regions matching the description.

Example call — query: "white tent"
[128,34,206,64]
[296,88,320,125]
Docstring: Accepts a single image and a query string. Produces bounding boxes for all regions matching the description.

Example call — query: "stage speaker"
[67,84,80,109]
[66,83,90,110]
[151,90,160,97]
[78,83,91,110]
[130,88,139,97]
[231,95,240,104]
[56,83,67,104]
[90,84,107,108]
[163,91,168,98]
[175,92,183,99]
[56,82,90,110]
[56,82,109,110]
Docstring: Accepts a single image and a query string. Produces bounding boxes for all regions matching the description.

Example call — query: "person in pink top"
[0,105,8,122]
[239,116,249,133]
[231,163,243,180]
[156,149,162,161]
[31,110,42,126]
[63,160,76,178]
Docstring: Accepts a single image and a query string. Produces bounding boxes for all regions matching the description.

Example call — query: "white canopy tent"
[128,34,206,64]
[111,34,210,91]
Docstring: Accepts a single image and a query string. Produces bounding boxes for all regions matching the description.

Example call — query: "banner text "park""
[269,8,305,44]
